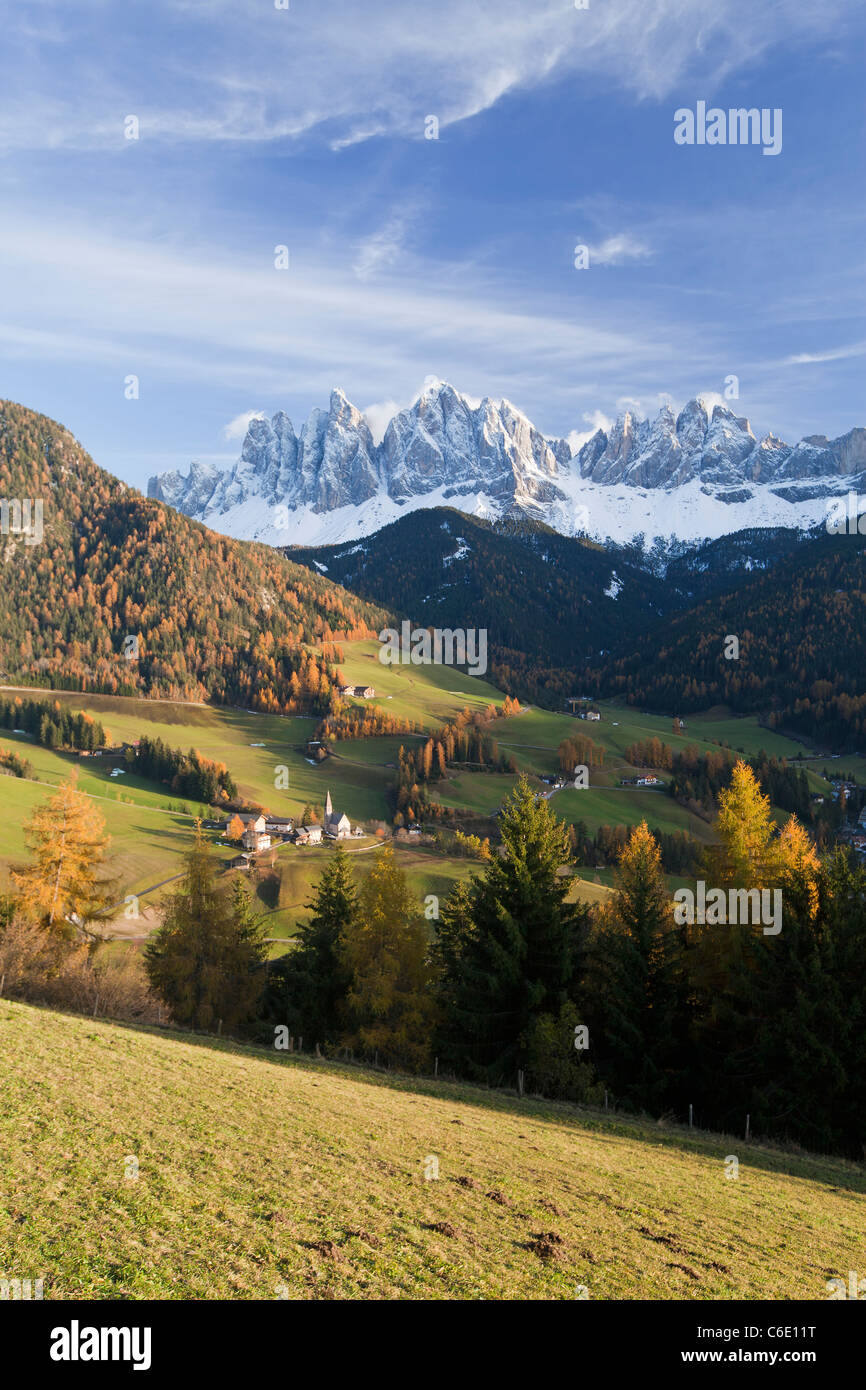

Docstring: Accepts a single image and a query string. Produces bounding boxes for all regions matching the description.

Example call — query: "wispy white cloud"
[0,0,855,153]
[587,234,653,267]
[0,215,696,422]
[361,397,405,444]
[567,409,615,453]
[223,409,267,439]
[782,341,866,365]
[353,211,415,281]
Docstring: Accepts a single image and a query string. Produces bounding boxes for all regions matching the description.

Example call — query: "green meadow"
[0,656,831,940]
[2,999,863,1301]
[335,639,504,727]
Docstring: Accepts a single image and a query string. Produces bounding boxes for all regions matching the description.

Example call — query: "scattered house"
[351,826,365,838]
[225,812,266,835]
[339,685,376,699]
[636,775,660,787]
[229,852,253,870]
[831,780,857,802]
[265,817,294,838]
[242,827,272,853]
[584,710,601,722]
[323,790,352,839]
[294,824,323,846]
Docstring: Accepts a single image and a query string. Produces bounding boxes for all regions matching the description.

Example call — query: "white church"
[323,790,352,840]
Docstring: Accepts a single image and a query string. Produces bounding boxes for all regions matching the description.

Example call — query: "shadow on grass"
[8,996,864,1195]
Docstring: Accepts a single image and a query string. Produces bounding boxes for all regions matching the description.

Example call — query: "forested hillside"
[289,508,671,701]
[595,530,866,748]
[6,398,866,741]
[292,508,866,742]
[0,402,390,713]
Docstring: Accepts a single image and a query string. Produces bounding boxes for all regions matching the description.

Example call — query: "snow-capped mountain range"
[147,381,866,549]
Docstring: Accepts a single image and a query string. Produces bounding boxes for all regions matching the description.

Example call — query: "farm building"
[225,812,267,835]
[294,824,323,845]
[265,817,294,837]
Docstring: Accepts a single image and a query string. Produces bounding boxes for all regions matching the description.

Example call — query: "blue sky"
[0,0,863,489]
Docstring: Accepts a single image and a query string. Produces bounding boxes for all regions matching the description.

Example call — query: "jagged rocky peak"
[147,383,866,546]
[380,380,564,506]
[311,388,379,512]
[381,380,476,499]
[149,457,223,513]
[579,397,767,489]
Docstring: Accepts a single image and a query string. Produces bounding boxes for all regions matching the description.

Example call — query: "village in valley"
[221,790,363,871]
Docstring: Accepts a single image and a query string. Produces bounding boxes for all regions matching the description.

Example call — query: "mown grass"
[1,1001,863,1301]
[552,786,716,841]
[495,703,813,776]
[334,639,504,727]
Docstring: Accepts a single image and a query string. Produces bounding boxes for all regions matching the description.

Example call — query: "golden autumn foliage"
[0,401,390,715]
[11,773,116,933]
[713,759,777,886]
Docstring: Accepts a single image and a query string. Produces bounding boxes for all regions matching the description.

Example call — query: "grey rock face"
[147,383,864,534]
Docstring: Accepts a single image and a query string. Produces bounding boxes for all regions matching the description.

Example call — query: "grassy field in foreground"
[1,1001,864,1301]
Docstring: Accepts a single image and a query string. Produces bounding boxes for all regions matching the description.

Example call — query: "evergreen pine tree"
[589,822,684,1111]
[144,825,267,1032]
[340,846,436,1072]
[438,776,586,1083]
[716,834,847,1149]
[263,845,357,1045]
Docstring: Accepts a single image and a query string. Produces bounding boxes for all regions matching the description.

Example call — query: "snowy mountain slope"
[148,381,866,549]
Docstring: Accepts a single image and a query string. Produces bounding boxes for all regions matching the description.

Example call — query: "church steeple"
[325,789,333,822]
